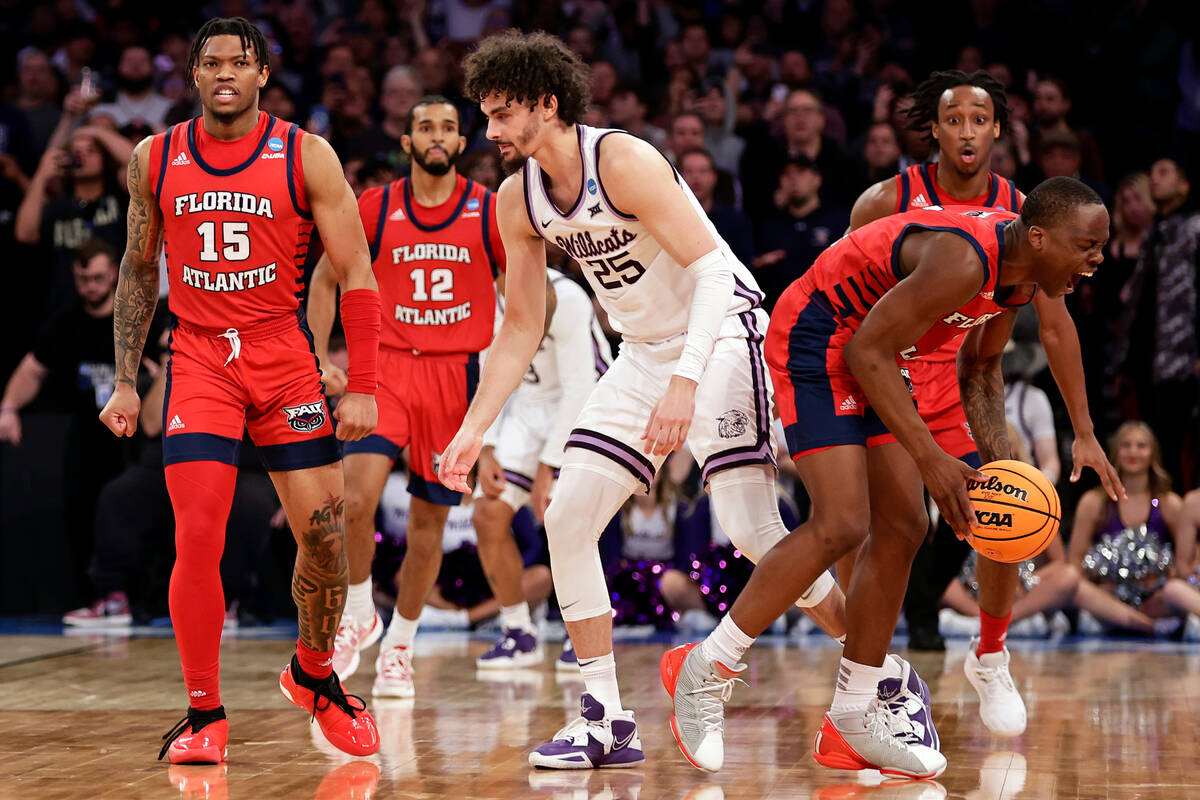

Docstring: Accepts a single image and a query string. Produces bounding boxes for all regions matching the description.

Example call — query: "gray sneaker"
[660,642,747,772]
[813,701,947,779]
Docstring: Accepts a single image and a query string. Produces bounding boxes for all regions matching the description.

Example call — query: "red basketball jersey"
[796,206,1033,360]
[894,162,1022,215]
[149,112,312,332]
[359,175,502,355]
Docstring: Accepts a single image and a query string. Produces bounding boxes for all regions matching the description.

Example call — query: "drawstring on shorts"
[219,328,242,366]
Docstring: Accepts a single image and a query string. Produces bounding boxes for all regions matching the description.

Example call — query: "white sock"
[577,651,622,712]
[831,657,885,715]
[499,602,533,634]
[701,615,755,667]
[346,579,374,625]
[382,613,419,650]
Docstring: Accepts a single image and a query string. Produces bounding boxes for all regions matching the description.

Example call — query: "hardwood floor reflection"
[1,632,1198,799]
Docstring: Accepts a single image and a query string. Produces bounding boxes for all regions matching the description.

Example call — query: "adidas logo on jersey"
[912,192,929,207]
[172,151,191,166]
[839,396,859,412]
[389,208,406,221]
[168,414,185,431]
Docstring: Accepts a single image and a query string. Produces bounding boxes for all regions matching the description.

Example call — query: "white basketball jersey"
[523,125,763,343]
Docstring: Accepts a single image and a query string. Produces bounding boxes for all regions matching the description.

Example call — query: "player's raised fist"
[99,383,141,438]
[333,392,378,441]
[439,428,483,493]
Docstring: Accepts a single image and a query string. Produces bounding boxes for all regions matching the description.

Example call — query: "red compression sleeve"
[340,288,381,394]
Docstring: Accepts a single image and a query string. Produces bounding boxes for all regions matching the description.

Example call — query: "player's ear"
[929,122,939,141]
[1028,224,1045,251]
[258,66,270,89]
[401,134,412,155]
[541,93,558,121]
[458,135,467,153]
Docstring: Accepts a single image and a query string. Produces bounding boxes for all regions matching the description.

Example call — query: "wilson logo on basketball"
[974,510,1013,527]
[965,475,1028,502]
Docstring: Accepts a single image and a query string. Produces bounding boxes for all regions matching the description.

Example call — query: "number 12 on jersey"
[410,267,454,302]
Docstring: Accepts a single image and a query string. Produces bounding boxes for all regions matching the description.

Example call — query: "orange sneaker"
[279,655,379,757]
[159,706,229,764]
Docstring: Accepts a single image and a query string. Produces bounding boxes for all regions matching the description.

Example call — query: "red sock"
[296,639,334,680]
[165,461,238,711]
[977,609,1012,657]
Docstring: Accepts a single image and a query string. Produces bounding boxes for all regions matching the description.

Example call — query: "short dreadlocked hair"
[1020,176,1104,229]
[186,17,269,89]
[462,30,591,126]
[905,69,1009,141]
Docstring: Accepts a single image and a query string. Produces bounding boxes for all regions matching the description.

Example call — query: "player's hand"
[439,427,484,493]
[531,462,556,522]
[333,392,377,441]
[99,383,141,437]
[319,362,348,397]
[643,375,696,456]
[0,409,22,445]
[1070,430,1126,501]
[918,451,986,540]
[477,446,506,497]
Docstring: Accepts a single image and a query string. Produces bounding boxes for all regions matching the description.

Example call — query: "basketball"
[966,459,1061,563]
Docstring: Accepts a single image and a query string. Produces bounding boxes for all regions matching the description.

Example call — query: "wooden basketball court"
[2,628,1197,799]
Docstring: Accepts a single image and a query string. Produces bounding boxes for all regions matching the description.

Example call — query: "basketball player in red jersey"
[98,18,381,763]
[679,179,1108,778]
[307,96,504,698]
[846,70,1123,737]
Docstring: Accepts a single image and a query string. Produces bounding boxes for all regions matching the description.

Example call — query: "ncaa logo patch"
[267,137,285,152]
[466,197,480,211]
[587,178,597,195]
[283,401,327,432]
[717,409,750,439]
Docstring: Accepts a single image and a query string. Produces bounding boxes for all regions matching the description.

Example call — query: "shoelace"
[309,676,367,722]
[158,706,226,760]
[975,662,1017,696]
[219,328,241,366]
[864,701,921,751]
[687,670,747,733]
[550,714,604,744]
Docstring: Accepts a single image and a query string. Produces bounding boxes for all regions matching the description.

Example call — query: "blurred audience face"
[696,85,726,128]
[784,89,824,147]
[678,150,717,204]
[117,46,155,94]
[779,162,821,207]
[566,26,596,62]
[404,102,463,177]
[608,89,646,129]
[932,85,999,179]
[864,123,900,169]
[956,45,983,74]
[1113,422,1156,478]
[415,48,449,93]
[73,252,118,310]
[465,151,501,191]
[69,133,105,181]
[990,140,1018,179]
[160,34,191,77]
[382,67,421,122]
[343,156,365,196]
[987,61,1013,89]
[590,61,618,107]
[1033,79,1070,127]
[1039,143,1081,179]
[680,24,710,67]
[779,50,813,87]
[18,50,57,104]
[260,85,296,121]
[669,113,705,155]
[1148,159,1189,210]
[1113,174,1154,232]
[321,44,355,78]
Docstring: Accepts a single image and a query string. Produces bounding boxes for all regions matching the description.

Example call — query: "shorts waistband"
[177,315,299,341]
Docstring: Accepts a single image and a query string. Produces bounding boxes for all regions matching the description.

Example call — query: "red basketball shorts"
[163,317,340,471]
[906,356,978,459]
[341,347,479,506]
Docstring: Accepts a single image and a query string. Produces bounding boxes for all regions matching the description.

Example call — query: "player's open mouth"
[214,87,238,99]
[961,147,977,164]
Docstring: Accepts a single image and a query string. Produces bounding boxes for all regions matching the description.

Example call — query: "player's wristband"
[339,289,382,395]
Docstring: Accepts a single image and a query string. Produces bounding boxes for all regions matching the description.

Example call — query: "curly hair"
[906,69,1009,141]
[186,17,269,89]
[463,30,591,126]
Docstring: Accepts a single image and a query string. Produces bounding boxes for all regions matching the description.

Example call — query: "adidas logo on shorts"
[172,151,191,166]
[168,414,185,431]
[839,396,859,412]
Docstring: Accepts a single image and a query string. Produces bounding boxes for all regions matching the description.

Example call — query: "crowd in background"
[0,0,1198,640]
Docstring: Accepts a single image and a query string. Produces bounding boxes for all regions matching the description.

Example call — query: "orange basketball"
[965,459,1061,563]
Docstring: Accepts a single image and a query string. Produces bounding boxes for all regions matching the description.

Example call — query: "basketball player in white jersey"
[472,268,612,670]
[439,30,846,771]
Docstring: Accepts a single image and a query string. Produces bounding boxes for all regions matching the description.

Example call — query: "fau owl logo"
[283,401,327,433]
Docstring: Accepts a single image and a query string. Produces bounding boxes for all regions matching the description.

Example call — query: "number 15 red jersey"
[149,112,312,333]
[358,175,503,355]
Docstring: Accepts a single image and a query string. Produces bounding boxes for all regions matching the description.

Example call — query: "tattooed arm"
[99,138,162,437]
[956,310,1019,465]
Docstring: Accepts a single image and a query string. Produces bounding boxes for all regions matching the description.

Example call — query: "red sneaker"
[279,655,379,756]
[159,707,229,764]
[659,641,701,695]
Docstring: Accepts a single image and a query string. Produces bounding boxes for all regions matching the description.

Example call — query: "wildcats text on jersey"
[182,263,277,292]
[394,301,472,325]
[554,227,636,260]
[173,191,275,219]
[391,243,473,264]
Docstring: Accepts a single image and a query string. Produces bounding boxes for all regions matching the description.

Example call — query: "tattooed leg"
[270,463,350,651]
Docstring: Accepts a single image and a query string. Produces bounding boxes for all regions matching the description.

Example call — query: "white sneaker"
[332,611,383,679]
[813,702,947,779]
[1007,613,1047,638]
[373,644,415,698]
[418,604,470,630]
[964,638,1026,736]
[661,642,747,772]
[1184,614,1200,642]
[1077,610,1104,635]
[938,608,980,637]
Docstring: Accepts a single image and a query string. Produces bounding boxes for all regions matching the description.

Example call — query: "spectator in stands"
[607,82,666,150]
[678,23,716,79]
[260,84,298,123]
[460,148,501,192]
[1114,157,1200,489]
[90,45,172,134]
[663,111,705,163]
[1035,129,1108,199]
[589,60,618,109]
[1069,422,1200,635]
[1031,75,1104,183]
[345,65,421,169]
[0,240,163,606]
[676,148,753,267]
[15,125,131,309]
[860,121,901,187]
[694,77,744,175]
[14,49,62,156]
[754,155,850,311]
